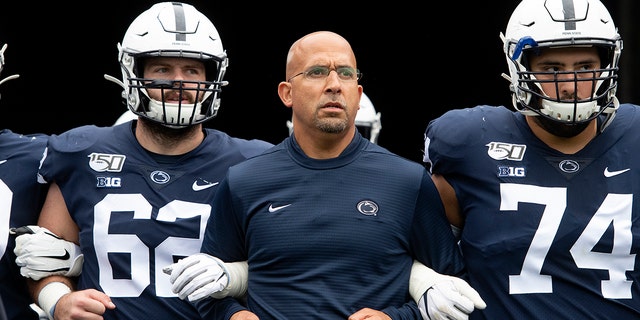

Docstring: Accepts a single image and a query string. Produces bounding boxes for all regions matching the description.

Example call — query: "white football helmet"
[285,92,382,144]
[114,2,228,128]
[501,0,622,132]
[0,44,19,88]
[355,92,382,144]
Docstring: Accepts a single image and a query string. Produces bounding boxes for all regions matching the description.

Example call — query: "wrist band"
[38,282,71,320]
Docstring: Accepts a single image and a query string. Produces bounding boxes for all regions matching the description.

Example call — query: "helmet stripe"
[561,0,576,30]
[171,2,187,41]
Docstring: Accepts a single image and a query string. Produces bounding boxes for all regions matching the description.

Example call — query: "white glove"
[410,260,486,320]
[164,253,248,302]
[11,225,84,280]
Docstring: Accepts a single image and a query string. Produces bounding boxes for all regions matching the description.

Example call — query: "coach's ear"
[278,81,293,109]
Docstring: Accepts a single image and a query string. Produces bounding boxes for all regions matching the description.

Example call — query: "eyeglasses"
[288,66,362,82]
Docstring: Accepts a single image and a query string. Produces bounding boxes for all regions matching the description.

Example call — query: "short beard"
[138,116,201,144]
[532,116,591,138]
[314,118,348,134]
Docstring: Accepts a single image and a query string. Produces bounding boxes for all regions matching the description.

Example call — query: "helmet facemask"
[508,42,619,126]
[122,53,227,128]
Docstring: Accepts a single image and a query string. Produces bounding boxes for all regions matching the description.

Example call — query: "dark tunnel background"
[0,0,636,164]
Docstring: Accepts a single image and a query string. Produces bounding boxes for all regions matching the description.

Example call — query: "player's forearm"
[28,275,74,302]
[28,275,76,319]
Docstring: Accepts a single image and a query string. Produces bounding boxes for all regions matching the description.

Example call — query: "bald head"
[285,31,357,81]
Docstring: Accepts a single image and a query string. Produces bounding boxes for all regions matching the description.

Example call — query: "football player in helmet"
[287,92,382,143]
[3,42,90,320]
[15,3,272,319]
[0,43,53,320]
[423,0,640,318]
[0,44,74,320]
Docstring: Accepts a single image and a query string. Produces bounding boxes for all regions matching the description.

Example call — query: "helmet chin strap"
[145,94,205,128]
[135,81,216,128]
[538,99,599,123]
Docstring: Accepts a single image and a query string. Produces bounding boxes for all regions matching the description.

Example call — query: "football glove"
[11,225,83,280]
[164,253,248,302]
[410,260,486,320]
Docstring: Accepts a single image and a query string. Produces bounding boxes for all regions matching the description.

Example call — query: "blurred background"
[0,0,636,163]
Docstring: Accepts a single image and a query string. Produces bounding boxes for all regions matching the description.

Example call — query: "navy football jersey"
[0,129,48,320]
[424,104,640,319]
[37,122,272,320]
[198,132,465,319]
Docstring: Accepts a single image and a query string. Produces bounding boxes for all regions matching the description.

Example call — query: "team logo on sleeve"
[88,153,126,172]
[486,142,526,161]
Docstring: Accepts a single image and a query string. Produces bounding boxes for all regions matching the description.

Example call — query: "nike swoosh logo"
[268,204,292,212]
[44,249,70,260]
[192,181,219,191]
[603,167,630,177]
[0,160,7,165]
